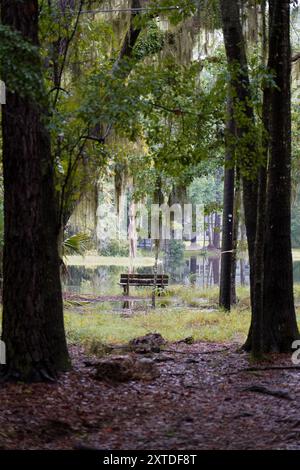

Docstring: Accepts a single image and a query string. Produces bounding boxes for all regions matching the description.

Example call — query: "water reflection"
[182,256,249,288]
[63,255,252,295]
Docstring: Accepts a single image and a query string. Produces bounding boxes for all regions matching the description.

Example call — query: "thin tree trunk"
[152,177,163,308]
[213,212,221,249]
[213,168,222,250]
[231,177,241,305]
[1,0,70,381]
[219,99,235,311]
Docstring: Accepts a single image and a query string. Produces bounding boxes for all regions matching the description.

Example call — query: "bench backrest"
[120,274,169,285]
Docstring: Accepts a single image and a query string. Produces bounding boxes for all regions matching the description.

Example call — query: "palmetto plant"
[63,233,90,256]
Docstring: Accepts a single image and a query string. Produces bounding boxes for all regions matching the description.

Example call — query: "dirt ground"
[0,342,299,450]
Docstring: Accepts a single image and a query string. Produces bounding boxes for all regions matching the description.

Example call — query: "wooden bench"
[120,273,169,295]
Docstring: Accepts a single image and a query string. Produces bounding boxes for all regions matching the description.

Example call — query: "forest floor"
[0,342,300,450]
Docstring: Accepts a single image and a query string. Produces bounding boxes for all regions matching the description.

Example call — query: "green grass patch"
[64,285,252,351]
[65,305,251,351]
[62,283,300,354]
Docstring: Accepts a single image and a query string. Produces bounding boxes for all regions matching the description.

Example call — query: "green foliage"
[99,240,129,257]
[164,240,186,281]
[2,0,298,248]
[166,239,185,263]
[0,25,44,101]
[133,21,165,60]
[197,0,222,30]
[225,54,278,179]
[189,174,223,212]
[143,0,198,25]
[64,233,91,256]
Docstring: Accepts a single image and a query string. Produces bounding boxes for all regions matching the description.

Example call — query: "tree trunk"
[219,0,258,312]
[244,0,268,354]
[1,0,70,381]
[219,99,235,311]
[213,168,222,250]
[213,212,221,249]
[261,0,299,351]
[248,91,269,355]
[231,177,241,306]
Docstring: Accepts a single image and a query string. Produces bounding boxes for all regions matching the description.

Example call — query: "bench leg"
[123,284,129,296]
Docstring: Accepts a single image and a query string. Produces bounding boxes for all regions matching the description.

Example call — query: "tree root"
[241,384,293,400]
[239,366,300,372]
[0,365,57,383]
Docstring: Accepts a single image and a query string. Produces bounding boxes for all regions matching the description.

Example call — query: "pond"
[63,253,300,296]
[63,254,254,296]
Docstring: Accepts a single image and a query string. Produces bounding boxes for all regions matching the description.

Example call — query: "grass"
[63,282,300,355]
[64,285,253,353]
[65,307,250,351]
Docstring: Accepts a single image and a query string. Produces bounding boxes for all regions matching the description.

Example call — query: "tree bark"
[219,99,235,311]
[244,0,268,354]
[1,0,70,381]
[219,0,258,312]
[262,0,299,351]
[248,87,269,355]
[231,176,241,306]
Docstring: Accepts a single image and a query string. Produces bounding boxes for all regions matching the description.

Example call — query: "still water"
[63,255,254,296]
[63,254,300,296]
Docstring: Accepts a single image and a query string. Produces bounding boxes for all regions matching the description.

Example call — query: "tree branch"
[52,0,85,109]
[292,52,300,62]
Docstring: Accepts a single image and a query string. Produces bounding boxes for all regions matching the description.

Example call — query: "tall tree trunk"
[231,177,241,306]
[1,0,70,381]
[261,0,299,351]
[219,99,235,311]
[248,90,269,355]
[213,168,222,250]
[244,0,268,354]
[152,176,164,308]
[213,212,221,249]
[219,0,258,313]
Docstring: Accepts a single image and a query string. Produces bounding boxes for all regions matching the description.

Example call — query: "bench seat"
[120,274,169,295]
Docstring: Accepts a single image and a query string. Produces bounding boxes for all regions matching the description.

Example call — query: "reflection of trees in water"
[136,266,153,274]
[187,256,219,287]
[190,256,197,285]
[240,259,246,285]
[66,266,92,287]
[64,265,124,294]
[64,256,256,294]
[164,240,186,283]
[180,256,249,288]
[210,257,220,285]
